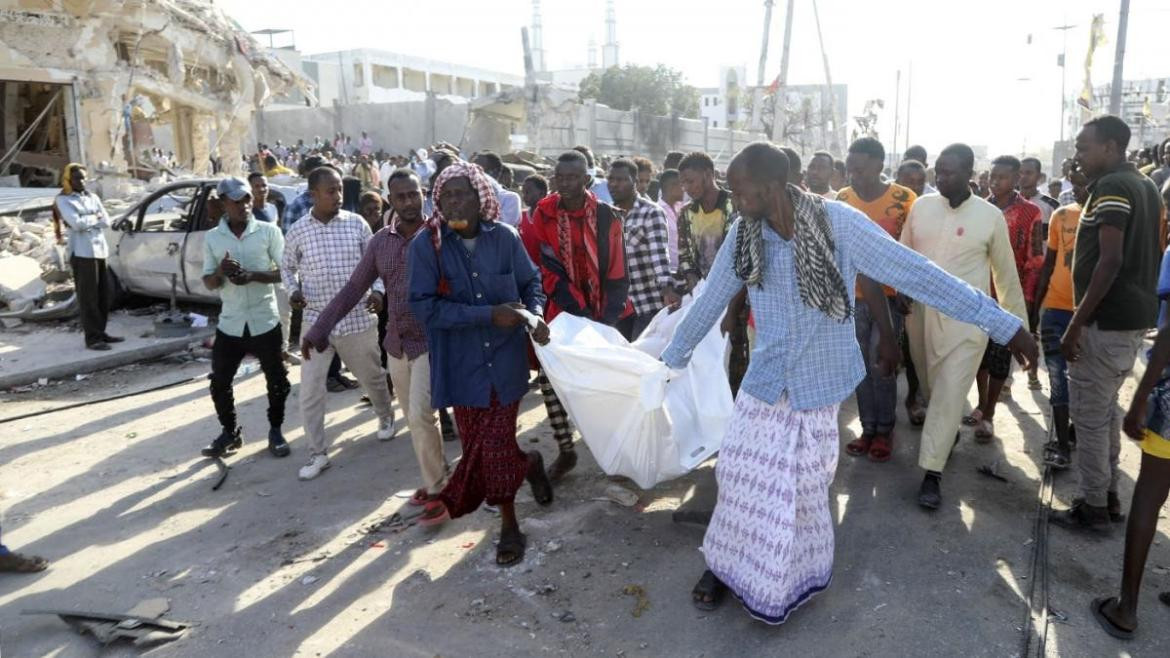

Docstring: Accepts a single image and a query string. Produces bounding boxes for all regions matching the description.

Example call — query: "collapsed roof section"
[0,0,314,181]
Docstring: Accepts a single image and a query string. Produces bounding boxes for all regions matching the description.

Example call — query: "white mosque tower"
[531,0,546,72]
[602,0,619,69]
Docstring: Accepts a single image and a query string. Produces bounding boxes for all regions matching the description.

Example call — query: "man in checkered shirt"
[283,167,396,481]
[607,158,681,339]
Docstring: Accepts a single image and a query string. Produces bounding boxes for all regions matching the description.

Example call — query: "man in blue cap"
[200,177,291,458]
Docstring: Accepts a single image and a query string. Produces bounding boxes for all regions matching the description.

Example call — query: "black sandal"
[526,451,554,506]
[1090,596,1135,640]
[496,528,527,568]
[691,569,727,611]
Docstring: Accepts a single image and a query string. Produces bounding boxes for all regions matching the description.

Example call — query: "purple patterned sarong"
[701,392,840,624]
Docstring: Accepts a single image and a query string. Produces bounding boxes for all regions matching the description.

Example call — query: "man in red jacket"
[521,150,631,480]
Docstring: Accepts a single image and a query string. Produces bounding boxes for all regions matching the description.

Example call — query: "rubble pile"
[0,213,63,270]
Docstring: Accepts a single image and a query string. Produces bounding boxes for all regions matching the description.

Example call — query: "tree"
[577,65,700,119]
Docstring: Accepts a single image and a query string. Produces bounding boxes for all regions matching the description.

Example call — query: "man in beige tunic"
[901,143,1027,509]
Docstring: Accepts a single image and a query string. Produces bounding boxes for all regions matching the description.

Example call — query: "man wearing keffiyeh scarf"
[408,159,554,567]
[665,141,1038,625]
[520,150,631,481]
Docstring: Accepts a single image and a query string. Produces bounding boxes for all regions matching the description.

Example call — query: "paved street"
[0,358,1167,657]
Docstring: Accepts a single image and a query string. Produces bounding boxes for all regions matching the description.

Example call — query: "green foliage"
[577,65,700,119]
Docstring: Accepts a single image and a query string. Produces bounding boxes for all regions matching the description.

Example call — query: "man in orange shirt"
[837,137,918,462]
[1035,171,1089,470]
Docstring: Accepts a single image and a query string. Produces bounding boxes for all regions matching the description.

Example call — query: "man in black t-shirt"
[1053,115,1163,535]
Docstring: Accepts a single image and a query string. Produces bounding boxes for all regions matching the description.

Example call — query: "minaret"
[602,0,619,69]
[587,36,598,69]
[531,0,546,72]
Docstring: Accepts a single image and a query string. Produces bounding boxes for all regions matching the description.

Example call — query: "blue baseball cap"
[216,176,251,201]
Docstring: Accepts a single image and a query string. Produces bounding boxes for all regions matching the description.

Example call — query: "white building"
[303,49,524,105]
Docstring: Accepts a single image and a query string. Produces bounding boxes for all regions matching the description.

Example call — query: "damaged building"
[0,0,311,187]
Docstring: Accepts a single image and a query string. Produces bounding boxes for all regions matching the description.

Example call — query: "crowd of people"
[13,115,1170,641]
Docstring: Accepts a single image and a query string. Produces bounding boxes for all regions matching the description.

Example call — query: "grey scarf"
[733,184,852,322]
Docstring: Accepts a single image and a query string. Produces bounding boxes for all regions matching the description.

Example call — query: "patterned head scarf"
[426,160,500,295]
[733,183,852,322]
[429,160,499,227]
[60,163,85,195]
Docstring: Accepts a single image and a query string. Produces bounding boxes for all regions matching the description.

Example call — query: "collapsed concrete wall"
[0,0,310,181]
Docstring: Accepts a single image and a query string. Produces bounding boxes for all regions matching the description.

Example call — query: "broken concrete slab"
[0,254,46,306]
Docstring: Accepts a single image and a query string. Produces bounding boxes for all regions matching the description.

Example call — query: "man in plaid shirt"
[607,158,680,339]
[284,167,396,481]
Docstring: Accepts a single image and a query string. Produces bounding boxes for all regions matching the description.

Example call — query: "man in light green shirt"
[200,177,291,459]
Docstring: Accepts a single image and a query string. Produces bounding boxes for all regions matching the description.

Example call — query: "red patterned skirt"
[438,392,528,518]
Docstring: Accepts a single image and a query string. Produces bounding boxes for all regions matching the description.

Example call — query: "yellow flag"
[1078,14,1106,114]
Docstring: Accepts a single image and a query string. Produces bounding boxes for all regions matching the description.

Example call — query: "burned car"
[104,178,298,306]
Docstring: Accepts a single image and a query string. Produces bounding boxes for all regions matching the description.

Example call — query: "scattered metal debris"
[22,598,189,647]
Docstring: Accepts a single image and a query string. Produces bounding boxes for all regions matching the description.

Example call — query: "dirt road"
[0,359,1166,656]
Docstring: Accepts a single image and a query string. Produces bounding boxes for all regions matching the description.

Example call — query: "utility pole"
[1053,22,1076,143]
[810,0,839,152]
[1108,0,1130,116]
[891,69,901,173]
[904,63,912,154]
[749,1,774,132]
[769,0,795,143]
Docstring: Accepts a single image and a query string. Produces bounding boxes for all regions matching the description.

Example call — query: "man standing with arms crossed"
[55,164,122,351]
[285,167,395,481]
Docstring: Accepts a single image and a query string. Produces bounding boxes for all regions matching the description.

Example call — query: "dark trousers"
[617,312,655,342]
[71,256,110,345]
[209,325,290,432]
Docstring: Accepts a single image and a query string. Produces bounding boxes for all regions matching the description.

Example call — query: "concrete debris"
[0,1,313,180]
[0,255,46,306]
[21,599,188,647]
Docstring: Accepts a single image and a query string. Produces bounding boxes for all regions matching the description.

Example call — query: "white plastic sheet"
[533,288,733,489]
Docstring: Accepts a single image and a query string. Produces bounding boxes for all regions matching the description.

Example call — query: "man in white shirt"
[54,163,123,351]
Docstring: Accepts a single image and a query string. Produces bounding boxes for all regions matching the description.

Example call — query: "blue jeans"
[854,297,903,435]
[1041,308,1073,407]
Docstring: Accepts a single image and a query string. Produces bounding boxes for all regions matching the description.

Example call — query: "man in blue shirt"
[666,142,1036,625]
[201,177,291,459]
[409,161,553,567]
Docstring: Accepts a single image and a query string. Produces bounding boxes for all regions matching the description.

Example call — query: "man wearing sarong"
[409,161,554,567]
[902,145,1029,508]
[663,142,1036,625]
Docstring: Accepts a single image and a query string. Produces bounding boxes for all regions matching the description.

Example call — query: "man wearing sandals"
[0,523,47,573]
[408,161,554,567]
[1033,171,1089,470]
[836,138,918,462]
[902,146,1029,509]
[664,142,1035,623]
[304,168,449,509]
